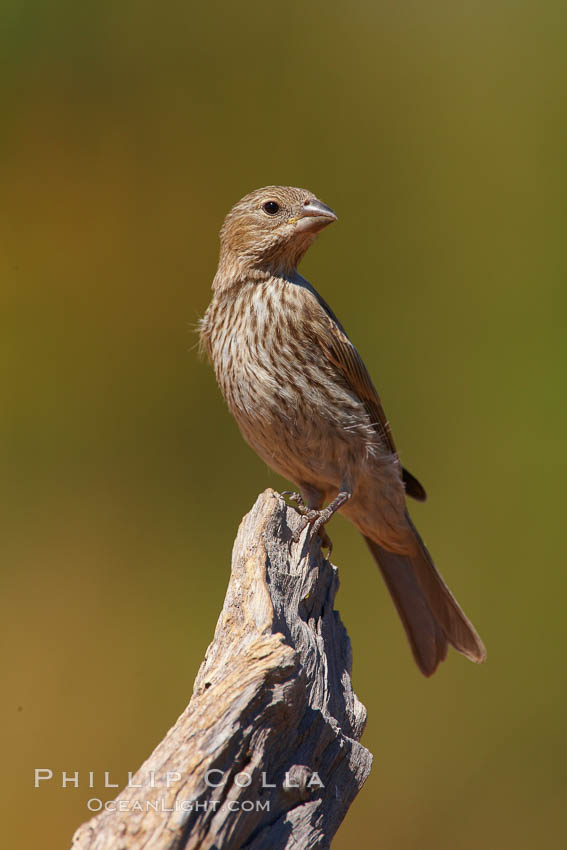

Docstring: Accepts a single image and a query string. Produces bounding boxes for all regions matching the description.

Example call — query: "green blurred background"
[3,0,566,847]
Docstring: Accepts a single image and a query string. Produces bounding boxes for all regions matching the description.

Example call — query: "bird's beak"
[289,199,338,233]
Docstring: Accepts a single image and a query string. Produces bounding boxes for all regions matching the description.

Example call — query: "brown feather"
[305,288,398,455]
[305,287,428,501]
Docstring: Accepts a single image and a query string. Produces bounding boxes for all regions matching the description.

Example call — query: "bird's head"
[217,186,337,280]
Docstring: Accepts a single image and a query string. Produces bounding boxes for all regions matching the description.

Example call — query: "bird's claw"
[282,492,333,552]
[296,510,334,555]
[281,490,303,503]
[281,491,310,516]
[293,489,351,553]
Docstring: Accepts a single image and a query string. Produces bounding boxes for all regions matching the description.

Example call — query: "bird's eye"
[262,201,280,215]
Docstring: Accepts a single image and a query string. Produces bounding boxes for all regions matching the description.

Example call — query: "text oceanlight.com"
[86,798,271,813]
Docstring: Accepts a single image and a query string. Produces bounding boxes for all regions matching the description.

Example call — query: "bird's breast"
[209,283,326,421]
[205,281,382,484]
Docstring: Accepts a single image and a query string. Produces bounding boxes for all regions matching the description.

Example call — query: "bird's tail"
[364,518,486,676]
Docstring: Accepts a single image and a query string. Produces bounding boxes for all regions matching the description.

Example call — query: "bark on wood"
[71,488,372,850]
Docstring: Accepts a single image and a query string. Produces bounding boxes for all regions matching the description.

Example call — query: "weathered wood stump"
[71,489,372,849]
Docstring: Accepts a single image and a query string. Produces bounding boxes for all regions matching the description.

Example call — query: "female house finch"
[200,186,486,676]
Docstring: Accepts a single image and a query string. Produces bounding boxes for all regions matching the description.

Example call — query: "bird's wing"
[312,293,398,454]
[309,288,427,501]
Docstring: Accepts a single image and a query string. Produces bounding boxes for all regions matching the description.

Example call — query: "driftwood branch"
[71,488,372,850]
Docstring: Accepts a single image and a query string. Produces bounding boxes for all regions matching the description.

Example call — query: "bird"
[199,185,486,676]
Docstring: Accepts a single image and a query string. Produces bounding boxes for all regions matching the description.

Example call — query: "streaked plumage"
[200,186,486,676]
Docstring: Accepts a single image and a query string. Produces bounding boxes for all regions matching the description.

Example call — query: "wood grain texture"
[71,489,372,850]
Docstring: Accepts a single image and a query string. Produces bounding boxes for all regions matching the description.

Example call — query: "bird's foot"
[281,490,310,515]
[282,491,333,552]
[284,490,352,555]
[308,490,352,536]
[299,511,334,554]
